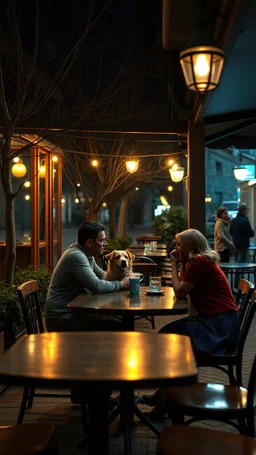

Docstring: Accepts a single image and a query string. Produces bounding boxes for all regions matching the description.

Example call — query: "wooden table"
[128,243,167,250]
[0,331,197,455]
[67,287,188,330]
[220,262,256,289]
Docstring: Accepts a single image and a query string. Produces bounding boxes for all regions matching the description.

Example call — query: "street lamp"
[234,164,248,181]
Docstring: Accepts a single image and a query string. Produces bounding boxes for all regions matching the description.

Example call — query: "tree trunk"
[118,196,130,236]
[3,160,16,285]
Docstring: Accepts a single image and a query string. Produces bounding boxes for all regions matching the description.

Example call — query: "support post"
[187,121,205,234]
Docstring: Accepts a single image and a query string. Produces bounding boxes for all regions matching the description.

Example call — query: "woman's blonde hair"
[176,228,219,262]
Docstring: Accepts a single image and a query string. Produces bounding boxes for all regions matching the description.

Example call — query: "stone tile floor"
[0,312,255,454]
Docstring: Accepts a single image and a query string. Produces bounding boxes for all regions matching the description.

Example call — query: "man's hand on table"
[121,276,130,289]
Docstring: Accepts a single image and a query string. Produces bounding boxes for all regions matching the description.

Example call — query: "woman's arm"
[170,251,194,298]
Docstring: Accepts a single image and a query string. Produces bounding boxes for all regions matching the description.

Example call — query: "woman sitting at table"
[142,228,240,418]
[214,207,236,263]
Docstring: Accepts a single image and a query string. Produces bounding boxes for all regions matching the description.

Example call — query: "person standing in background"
[230,203,254,262]
[214,207,236,262]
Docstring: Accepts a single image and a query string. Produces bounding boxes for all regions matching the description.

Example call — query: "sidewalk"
[0,313,255,454]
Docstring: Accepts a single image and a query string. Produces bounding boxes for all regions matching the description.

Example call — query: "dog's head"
[105,249,135,276]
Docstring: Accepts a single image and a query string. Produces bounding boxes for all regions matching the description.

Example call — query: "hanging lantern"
[12,159,27,178]
[180,28,224,94]
[169,164,184,183]
[125,158,139,174]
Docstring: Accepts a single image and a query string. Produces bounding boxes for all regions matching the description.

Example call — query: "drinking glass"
[149,276,161,292]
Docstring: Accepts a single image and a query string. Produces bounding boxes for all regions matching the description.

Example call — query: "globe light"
[52,155,58,162]
[12,160,27,178]
[91,159,99,167]
[24,181,31,188]
[125,158,139,174]
[234,165,248,181]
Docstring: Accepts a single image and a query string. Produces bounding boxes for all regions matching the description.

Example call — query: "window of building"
[215,192,222,206]
[216,161,223,176]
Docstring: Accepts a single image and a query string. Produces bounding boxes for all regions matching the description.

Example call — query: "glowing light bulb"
[194,54,210,77]
[91,159,99,167]
[13,157,20,163]
[52,155,58,162]
[24,181,31,188]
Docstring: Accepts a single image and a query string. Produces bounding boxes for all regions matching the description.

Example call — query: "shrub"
[152,206,188,245]
[0,266,51,334]
[106,235,132,251]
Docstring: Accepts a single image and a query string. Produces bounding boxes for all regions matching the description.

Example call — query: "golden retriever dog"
[105,250,135,281]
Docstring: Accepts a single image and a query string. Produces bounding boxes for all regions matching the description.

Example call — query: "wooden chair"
[196,280,255,385]
[158,425,256,455]
[17,280,70,424]
[236,278,254,324]
[0,423,57,454]
[167,304,256,437]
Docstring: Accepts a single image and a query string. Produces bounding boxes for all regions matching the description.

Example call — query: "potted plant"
[152,206,188,245]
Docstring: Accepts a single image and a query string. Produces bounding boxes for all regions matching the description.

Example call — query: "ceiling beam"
[11,121,188,137]
[205,119,256,145]
[205,110,256,125]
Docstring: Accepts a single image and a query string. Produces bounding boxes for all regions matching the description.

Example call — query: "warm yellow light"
[126,158,139,174]
[135,187,139,191]
[61,198,65,203]
[24,194,30,200]
[169,165,184,183]
[168,186,173,192]
[91,159,99,167]
[167,159,174,167]
[102,202,107,207]
[52,155,58,162]
[77,183,80,187]
[160,195,169,206]
[53,169,56,173]
[24,181,31,188]
[39,159,46,177]
[13,157,20,163]
[205,197,212,203]
[194,54,210,76]
[75,198,79,203]
[12,162,27,178]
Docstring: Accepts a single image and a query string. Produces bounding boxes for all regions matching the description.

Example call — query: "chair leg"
[151,316,155,330]
[247,412,255,437]
[17,386,30,424]
[27,387,35,409]
[171,408,184,425]
[228,365,237,385]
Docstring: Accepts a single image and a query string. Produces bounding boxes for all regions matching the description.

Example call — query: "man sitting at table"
[45,220,130,332]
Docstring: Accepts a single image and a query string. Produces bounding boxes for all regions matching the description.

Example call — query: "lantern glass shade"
[180,45,224,93]
[234,165,248,181]
[11,162,27,178]
[126,158,139,174]
[169,167,184,183]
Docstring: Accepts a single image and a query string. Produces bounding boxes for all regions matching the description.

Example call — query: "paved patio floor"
[0,312,255,454]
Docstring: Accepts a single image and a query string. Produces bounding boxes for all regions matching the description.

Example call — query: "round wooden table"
[67,287,188,330]
[0,331,197,455]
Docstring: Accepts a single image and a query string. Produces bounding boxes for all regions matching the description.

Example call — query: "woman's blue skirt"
[159,311,240,356]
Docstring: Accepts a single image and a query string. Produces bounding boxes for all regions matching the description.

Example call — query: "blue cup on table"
[129,273,144,295]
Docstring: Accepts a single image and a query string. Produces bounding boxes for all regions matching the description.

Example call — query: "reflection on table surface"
[67,286,188,315]
[0,331,197,387]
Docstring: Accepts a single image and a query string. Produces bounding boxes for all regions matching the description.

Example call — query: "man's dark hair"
[77,221,105,245]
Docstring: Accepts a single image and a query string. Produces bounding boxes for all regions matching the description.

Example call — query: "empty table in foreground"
[0,331,197,455]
